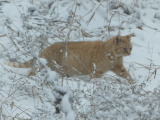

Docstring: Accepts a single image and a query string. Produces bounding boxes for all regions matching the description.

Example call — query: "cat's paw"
[129,79,135,84]
[126,75,135,84]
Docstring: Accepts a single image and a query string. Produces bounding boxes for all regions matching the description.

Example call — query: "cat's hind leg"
[28,66,44,76]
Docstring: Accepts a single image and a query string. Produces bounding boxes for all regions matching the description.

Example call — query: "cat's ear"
[128,33,134,38]
[116,35,122,44]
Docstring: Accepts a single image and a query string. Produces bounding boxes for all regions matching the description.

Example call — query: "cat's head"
[112,33,134,57]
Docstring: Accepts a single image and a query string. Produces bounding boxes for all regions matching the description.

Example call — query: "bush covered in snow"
[87,80,160,119]
[0,0,160,119]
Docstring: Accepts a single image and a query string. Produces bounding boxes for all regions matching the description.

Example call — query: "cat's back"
[43,41,104,53]
[67,41,103,49]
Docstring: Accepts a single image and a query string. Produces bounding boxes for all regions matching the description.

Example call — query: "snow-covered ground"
[0,0,160,119]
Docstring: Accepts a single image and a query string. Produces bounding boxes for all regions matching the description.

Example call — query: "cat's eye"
[123,48,127,51]
[130,47,132,50]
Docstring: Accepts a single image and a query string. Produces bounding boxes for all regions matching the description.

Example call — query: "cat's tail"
[4,58,36,68]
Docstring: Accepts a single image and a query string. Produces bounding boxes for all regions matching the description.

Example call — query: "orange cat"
[5,33,134,84]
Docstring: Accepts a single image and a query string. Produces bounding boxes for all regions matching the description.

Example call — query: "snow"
[0,0,160,119]
[46,67,59,84]
[62,92,75,120]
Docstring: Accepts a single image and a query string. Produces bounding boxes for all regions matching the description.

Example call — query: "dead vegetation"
[0,0,160,119]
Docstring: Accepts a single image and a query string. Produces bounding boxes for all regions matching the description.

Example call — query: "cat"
[4,33,134,84]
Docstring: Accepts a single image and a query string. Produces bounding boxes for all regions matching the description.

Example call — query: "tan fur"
[4,33,134,84]
[4,58,36,68]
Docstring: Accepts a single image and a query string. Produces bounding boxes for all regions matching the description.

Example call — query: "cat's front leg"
[112,64,134,84]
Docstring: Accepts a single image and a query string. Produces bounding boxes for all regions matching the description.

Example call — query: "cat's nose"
[127,51,130,55]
